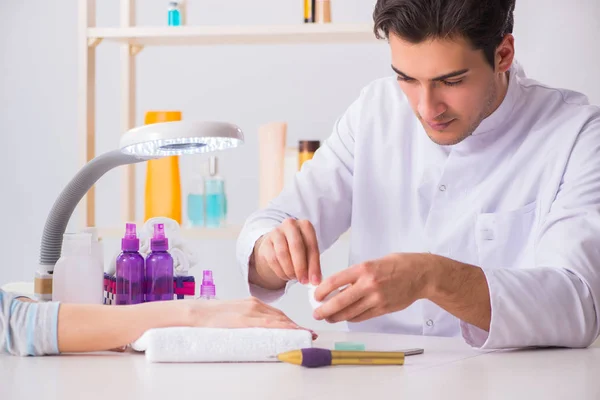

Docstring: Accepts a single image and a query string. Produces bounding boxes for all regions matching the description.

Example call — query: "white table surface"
[1,330,599,400]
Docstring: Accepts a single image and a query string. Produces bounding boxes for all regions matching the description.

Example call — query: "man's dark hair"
[373,0,516,69]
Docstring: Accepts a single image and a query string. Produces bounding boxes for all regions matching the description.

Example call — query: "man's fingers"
[260,238,290,282]
[270,229,296,280]
[313,283,364,321]
[314,264,362,302]
[325,297,374,324]
[282,219,309,285]
[348,307,381,323]
[298,220,321,285]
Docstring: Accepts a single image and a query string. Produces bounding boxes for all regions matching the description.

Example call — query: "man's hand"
[312,253,431,323]
[249,218,322,290]
[312,253,491,331]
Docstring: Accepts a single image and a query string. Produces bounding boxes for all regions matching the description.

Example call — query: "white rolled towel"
[131,327,312,363]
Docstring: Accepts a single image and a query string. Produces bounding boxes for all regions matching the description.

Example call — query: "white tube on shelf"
[258,122,287,209]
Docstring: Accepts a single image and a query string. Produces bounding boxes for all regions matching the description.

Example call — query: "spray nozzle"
[153,223,166,239]
[125,223,137,239]
[150,223,169,252]
[121,223,140,252]
[202,270,214,285]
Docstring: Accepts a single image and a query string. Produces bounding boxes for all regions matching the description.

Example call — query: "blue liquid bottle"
[168,2,182,26]
[187,160,207,227]
[187,178,205,227]
[205,156,227,228]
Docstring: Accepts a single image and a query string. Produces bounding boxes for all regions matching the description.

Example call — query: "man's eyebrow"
[391,65,412,79]
[391,65,469,81]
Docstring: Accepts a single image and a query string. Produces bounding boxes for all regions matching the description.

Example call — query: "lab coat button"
[426,319,434,327]
[439,185,447,192]
[482,229,495,240]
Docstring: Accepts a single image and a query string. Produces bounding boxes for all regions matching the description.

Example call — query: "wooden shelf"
[88,24,377,46]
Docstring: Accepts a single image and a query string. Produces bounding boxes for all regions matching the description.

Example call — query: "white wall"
[1,0,599,330]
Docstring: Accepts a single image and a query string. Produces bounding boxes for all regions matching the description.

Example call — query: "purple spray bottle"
[145,223,174,302]
[115,223,145,305]
[199,270,217,300]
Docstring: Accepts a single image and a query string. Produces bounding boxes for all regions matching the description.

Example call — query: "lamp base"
[34,263,53,302]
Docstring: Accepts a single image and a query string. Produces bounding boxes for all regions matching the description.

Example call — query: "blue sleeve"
[0,289,61,356]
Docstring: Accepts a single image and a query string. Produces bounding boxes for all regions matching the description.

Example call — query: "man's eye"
[443,80,463,87]
[397,76,415,83]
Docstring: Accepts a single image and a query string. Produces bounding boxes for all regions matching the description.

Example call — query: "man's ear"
[495,34,515,74]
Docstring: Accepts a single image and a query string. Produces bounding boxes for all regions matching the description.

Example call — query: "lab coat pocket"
[475,202,537,269]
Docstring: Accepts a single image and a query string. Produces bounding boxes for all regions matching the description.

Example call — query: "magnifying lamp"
[38,121,244,277]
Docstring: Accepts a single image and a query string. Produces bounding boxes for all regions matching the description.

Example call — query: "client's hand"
[56,297,316,354]
[178,297,317,339]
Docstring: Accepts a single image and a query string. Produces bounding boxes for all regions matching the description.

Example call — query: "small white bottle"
[83,227,104,273]
[52,233,104,304]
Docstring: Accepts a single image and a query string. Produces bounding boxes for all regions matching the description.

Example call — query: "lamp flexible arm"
[39,150,148,268]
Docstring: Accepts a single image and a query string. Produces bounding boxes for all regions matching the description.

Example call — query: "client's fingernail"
[300,277,308,285]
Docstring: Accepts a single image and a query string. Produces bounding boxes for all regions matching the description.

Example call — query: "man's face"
[389,34,501,146]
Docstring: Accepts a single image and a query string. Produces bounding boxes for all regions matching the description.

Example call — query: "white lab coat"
[236,61,600,349]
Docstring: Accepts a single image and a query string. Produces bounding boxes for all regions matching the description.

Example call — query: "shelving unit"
[79,0,378,235]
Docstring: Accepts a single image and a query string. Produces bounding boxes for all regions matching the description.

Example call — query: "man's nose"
[418,87,446,121]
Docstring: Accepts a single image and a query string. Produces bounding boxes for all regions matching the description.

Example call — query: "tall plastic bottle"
[52,233,103,304]
[144,111,183,224]
[115,223,145,305]
[145,223,174,302]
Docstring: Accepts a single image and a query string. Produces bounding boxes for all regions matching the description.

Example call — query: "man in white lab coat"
[236,0,600,349]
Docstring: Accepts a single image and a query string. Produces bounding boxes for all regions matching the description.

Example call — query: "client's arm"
[1,289,311,356]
